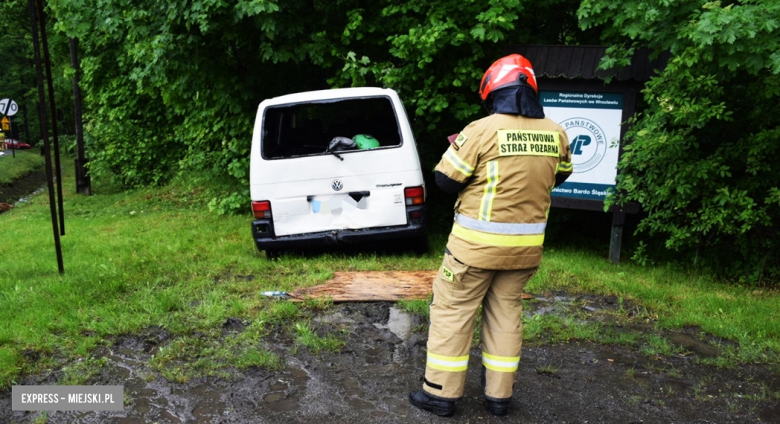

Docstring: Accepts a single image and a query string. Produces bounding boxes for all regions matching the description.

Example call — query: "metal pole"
[22,105,31,147]
[36,102,45,156]
[28,0,63,273]
[10,117,15,158]
[69,37,90,195]
[36,0,65,235]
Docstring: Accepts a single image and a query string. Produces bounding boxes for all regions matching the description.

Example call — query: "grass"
[528,253,780,364]
[397,299,431,319]
[624,367,637,379]
[59,357,107,385]
[149,330,282,382]
[293,321,344,353]
[639,334,682,357]
[33,412,48,424]
[535,365,560,376]
[0,149,44,185]
[0,163,779,388]
[664,365,682,379]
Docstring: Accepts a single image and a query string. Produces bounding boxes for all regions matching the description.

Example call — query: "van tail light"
[404,186,425,206]
[252,201,272,219]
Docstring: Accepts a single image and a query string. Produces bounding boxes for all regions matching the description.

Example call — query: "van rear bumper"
[252,206,427,251]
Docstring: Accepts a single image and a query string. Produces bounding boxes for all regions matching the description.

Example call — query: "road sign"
[0,99,18,116]
[1,116,9,131]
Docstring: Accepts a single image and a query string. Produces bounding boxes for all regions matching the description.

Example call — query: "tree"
[579,0,780,282]
[0,0,76,147]
[46,0,593,209]
[0,0,39,144]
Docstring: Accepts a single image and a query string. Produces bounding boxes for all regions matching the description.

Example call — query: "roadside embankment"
[0,149,46,208]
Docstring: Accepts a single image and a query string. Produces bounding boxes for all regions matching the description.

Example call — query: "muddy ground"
[2,294,779,423]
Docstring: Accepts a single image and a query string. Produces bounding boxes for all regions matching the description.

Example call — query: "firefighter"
[409,54,573,417]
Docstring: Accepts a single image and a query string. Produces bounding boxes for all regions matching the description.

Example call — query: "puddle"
[373,306,413,340]
[527,296,576,318]
[263,392,285,403]
[527,294,620,323]
[667,333,721,358]
[261,360,311,414]
[314,311,355,325]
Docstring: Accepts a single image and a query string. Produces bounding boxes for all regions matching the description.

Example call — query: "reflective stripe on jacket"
[435,113,572,270]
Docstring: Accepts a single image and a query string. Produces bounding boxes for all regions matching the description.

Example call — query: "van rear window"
[261,97,401,159]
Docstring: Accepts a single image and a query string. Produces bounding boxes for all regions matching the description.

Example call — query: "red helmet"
[479,54,538,101]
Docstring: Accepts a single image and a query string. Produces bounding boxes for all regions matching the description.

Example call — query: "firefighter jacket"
[435,113,572,270]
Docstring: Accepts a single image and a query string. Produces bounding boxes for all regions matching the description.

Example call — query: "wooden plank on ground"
[288,271,533,302]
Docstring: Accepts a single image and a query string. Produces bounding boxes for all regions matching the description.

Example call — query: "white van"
[249,87,428,258]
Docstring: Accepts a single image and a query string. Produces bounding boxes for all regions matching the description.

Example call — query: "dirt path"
[2,296,778,423]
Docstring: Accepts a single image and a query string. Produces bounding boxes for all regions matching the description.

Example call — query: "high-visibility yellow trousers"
[422,252,536,401]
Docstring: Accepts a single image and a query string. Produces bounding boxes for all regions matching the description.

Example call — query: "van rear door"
[265,163,420,237]
[254,92,422,237]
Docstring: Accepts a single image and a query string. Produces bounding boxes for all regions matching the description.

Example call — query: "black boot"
[408,390,455,417]
[485,398,510,416]
[481,365,511,416]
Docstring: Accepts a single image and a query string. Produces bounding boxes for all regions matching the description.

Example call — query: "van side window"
[261,97,401,159]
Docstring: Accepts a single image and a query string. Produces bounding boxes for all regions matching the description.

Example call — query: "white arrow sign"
[0,99,18,116]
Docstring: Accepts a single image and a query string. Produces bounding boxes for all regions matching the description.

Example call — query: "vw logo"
[331,180,343,191]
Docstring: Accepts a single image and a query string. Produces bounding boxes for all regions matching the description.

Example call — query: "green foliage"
[44,0,591,208]
[150,333,281,382]
[49,0,325,190]
[0,0,39,144]
[294,321,344,353]
[59,357,107,385]
[397,299,431,319]
[208,189,251,215]
[330,0,594,134]
[0,0,76,148]
[581,0,780,283]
